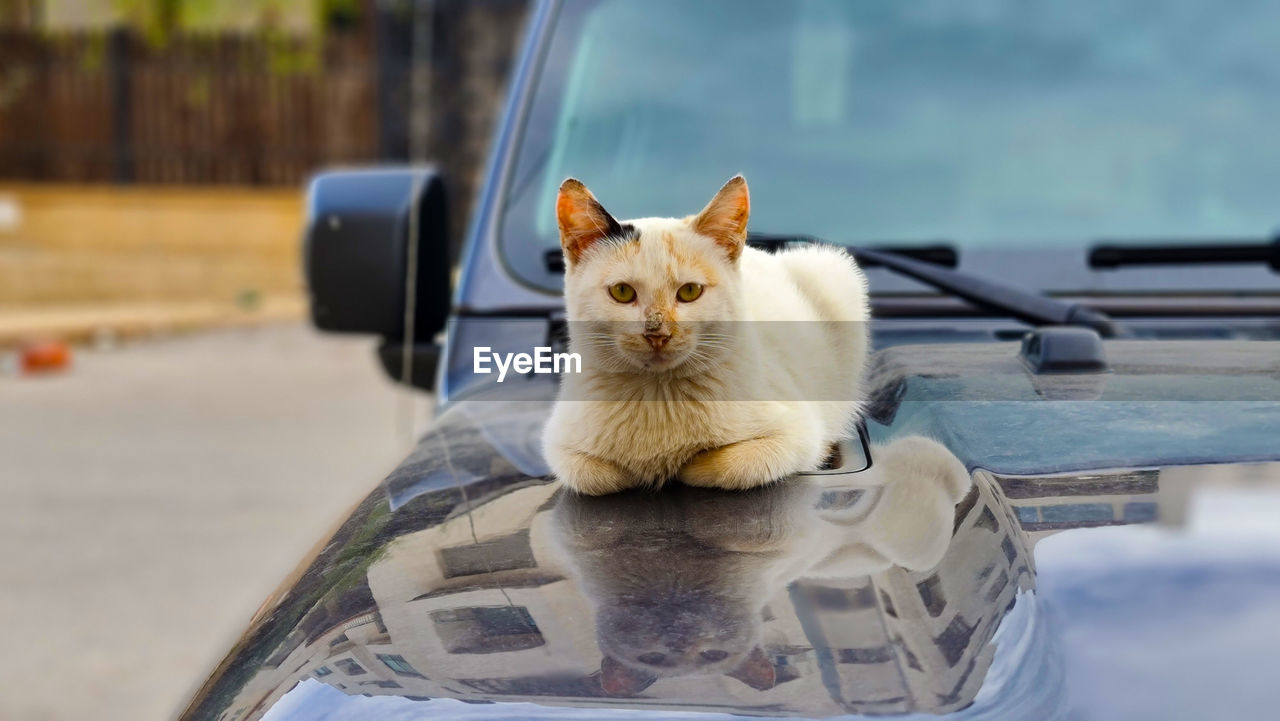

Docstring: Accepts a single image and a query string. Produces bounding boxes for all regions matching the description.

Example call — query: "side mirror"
[304,168,450,388]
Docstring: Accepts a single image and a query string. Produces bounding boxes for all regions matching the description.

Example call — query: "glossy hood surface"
[180,341,1280,721]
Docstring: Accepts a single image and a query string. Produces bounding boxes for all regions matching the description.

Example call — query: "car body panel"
[180,340,1280,721]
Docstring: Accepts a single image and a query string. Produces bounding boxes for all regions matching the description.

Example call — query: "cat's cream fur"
[543,175,869,494]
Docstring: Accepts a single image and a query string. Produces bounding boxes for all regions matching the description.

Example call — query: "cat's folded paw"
[678,443,788,491]
[555,452,635,496]
[875,436,972,503]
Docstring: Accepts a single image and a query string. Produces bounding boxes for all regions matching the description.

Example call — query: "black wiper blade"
[748,233,1123,338]
[1089,238,1280,272]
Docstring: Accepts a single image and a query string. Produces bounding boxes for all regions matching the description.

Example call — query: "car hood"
[179,340,1280,721]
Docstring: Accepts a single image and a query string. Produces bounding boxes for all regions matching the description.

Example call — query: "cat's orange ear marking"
[692,175,750,262]
[557,178,628,268]
[598,655,658,697]
[726,646,777,691]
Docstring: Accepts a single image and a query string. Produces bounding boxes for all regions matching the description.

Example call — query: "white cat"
[542,175,869,494]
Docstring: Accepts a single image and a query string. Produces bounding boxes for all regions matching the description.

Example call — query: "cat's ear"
[726,646,777,691]
[598,655,658,697]
[692,175,750,262]
[557,178,626,267]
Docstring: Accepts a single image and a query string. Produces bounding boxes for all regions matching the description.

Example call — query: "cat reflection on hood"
[547,436,972,696]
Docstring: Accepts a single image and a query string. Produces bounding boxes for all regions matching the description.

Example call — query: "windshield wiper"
[1089,238,1280,272]
[748,233,1123,338]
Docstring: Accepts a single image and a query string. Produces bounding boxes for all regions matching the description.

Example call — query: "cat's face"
[556,177,750,374]
[596,595,777,696]
[596,588,758,679]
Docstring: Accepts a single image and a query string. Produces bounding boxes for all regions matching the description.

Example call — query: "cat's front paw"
[679,440,793,491]
[555,452,635,496]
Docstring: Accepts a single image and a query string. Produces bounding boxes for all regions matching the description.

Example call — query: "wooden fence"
[0,29,380,185]
[0,0,529,261]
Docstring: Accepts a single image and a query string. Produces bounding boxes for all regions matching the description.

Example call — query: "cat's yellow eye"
[608,283,636,303]
[676,282,704,302]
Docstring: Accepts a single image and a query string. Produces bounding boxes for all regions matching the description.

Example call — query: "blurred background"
[0,1,527,719]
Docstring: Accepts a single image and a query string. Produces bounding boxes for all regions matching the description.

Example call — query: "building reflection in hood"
[552,436,984,708]
[219,432,1064,720]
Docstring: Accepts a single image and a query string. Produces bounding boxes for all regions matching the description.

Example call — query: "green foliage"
[318,0,361,30]
[101,0,358,75]
[109,0,178,46]
[105,0,358,39]
[234,287,262,310]
[77,32,107,73]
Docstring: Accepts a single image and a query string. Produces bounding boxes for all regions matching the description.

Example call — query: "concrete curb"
[0,295,307,350]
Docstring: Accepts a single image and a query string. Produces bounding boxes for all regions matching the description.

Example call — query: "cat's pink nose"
[644,332,670,350]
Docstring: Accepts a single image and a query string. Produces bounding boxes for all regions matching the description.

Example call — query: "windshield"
[500,0,1280,293]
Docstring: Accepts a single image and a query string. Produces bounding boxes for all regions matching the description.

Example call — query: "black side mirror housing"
[304,168,450,388]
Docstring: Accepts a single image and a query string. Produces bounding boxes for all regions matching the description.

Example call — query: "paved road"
[0,324,429,721]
